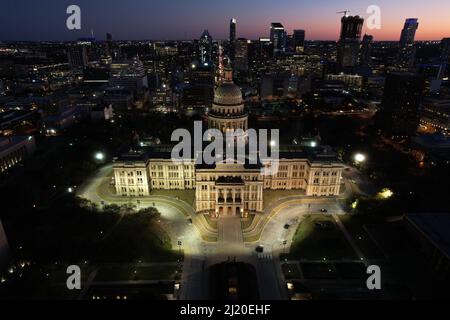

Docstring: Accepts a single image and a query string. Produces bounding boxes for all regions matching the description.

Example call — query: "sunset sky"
[1,0,449,41]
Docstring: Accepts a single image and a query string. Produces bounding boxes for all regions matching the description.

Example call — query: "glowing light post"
[378,188,394,199]
[354,153,366,164]
[94,152,105,163]
[353,152,366,171]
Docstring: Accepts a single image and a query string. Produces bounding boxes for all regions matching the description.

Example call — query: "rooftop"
[115,141,340,165]
[406,213,450,259]
[0,136,34,153]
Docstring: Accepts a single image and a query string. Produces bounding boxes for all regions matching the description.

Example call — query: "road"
[76,164,370,300]
[342,165,377,197]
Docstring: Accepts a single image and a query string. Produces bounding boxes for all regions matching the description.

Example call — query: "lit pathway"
[332,214,368,266]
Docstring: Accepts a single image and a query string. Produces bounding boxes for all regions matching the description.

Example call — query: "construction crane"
[336,10,350,17]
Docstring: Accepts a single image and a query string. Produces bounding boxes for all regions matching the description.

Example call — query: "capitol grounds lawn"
[0,195,182,299]
[203,213,218,229]
[149,189,196,206]
[283,215,357,261]
[263,189,305,208]
[281,263,302,280]
[241,213,256,230]
[338,214,385,260]
[94,264,182,282]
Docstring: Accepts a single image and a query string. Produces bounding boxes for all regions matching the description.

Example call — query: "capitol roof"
[213,82,243,106]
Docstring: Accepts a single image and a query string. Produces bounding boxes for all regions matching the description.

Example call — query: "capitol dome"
[213,82,243,106]
[208,64,248,134]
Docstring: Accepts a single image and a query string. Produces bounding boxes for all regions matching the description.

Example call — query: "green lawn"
[339,215,385,259]
[288,215,357,260]
[0,263,96,300]
[241,214,256,230]
[203,214,218,230]
[98,215,182,263]
[94,265,181,282]
[263,189,305,208]
[300,263,338,279]
[333,262,367,279]
[281,263,302,280]
[150,189,195,205]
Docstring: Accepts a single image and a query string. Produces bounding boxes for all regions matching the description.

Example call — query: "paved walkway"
[215,217,284,299]
[332,214,368,266]
[76,164,373,300]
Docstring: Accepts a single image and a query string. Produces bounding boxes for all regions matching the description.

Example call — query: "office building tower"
[270,23,287,54]
[67,44,89,68]
[293,29,305,52]
[359,34,373,66]
[438,38,450,79]
[337,15,364,71]
[398,18,419,69]
[106,33,113,56]
[109,56,148,94]
[230,18,237,44]
[260,73,290,99]
[182,62,214,109]
[199,30,213,65]
[234,38,249,73]
[441,38,450,61]
[400,19,419,49]
[379,72,425,138]
[0,219,9,270]
[229,18,237,61]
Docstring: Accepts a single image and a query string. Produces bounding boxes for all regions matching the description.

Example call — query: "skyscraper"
[270,23,287,54]
[359,34,373,66]
[106,32,113,56]
[293,29,305,53]
[234,38,249,73]
[400,19,419,49]
[109,56,148,94]
[230,18,237,44]
[438,38,450,79]
[199,30,213,65]
[67,43,89,68]
[337,15,364,71]
[0,219,9,270]
[229,18,237,62]
[398,18,419,69]
[378,72,425,138]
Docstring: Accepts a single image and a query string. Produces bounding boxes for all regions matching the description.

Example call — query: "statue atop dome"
[223,56,233,82]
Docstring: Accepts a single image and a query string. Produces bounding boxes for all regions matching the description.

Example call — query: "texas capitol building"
[113,69,344,217]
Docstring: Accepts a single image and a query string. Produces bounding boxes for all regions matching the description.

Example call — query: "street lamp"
[94,152,105,161]
[378,188,394,199]
[354,153,366,164]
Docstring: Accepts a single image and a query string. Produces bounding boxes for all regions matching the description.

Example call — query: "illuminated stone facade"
[113,72,343,216]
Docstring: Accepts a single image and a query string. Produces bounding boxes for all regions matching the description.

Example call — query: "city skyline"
[1,0,450,41]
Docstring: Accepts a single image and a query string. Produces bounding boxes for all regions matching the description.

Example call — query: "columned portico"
[215,186,244,216]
